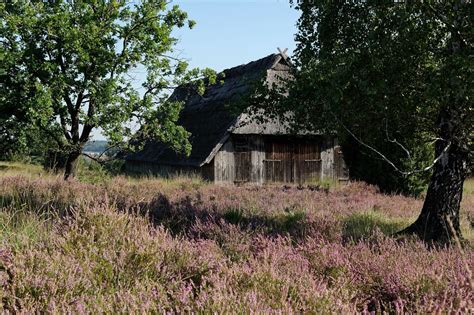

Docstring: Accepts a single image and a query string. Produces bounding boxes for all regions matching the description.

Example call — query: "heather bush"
[0,173,473,313]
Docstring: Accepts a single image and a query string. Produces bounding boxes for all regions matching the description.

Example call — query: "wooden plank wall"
[264,139,293,183]
[214,139,235,183]
[250,136,265,184]
[234,151,250,182]
[320,136,336,180]
[213,135,342,185]
[334,144,349,181]
[234,136,251,183]
[264,137,322,184]
[214,135,265,184]
[294,139,322,184]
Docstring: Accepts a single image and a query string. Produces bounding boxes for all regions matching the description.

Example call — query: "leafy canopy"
[249,0,472,194]
[0,0,216,160]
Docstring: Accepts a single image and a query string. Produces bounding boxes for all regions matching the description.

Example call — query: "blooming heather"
[0,175,472,313]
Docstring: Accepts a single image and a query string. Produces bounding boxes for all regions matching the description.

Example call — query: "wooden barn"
[125,52,348,184]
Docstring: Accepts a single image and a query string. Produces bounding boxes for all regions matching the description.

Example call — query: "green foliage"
[0,0,215,176]
[0,114,62,162]
[248,1,472,195]
[76,157,111,183]
[70,156,125,183]
[340,136,432,195]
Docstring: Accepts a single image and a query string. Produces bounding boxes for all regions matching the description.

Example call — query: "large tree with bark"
[251,1,472,244]
[1,0,214,178]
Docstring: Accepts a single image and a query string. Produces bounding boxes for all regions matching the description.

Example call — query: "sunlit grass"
[0,161,49,178]
[464,177,474,195]
[0,209,51,250]
[342,210,413,241]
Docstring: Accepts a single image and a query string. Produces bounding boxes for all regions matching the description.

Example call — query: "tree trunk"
[401,110,469,244]
[64,151,81,180]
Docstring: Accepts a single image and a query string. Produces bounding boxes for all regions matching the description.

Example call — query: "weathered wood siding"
[264,137,322,184]
[214,135,265,184]
[214,139,235,183]
[320,136,335,180]
[334,140,349,181]
[234,136,251,183]
[250,136,265,184]
[213,135,342,185]
[294,139,322,184]
[127,134,346,185]
[264,138,293,183]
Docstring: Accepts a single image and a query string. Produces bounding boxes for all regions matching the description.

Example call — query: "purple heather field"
[0,163,473,313]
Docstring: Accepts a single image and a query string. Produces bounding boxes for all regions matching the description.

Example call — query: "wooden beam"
[277,47,289,60]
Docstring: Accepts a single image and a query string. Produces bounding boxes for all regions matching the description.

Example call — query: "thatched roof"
[126,52,293,167]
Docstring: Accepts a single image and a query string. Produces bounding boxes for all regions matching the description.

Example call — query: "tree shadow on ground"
[137,193,340,242]
[0,186,409,244]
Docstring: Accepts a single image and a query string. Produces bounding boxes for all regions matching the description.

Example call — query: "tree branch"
[58,113,72,141]
[81,152,105,164]
[384,118,412,160]
[331,112,451,176]
[82,143,120,164]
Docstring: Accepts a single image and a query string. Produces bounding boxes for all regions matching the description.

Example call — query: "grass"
[0,162,472,313]
[342,210,412,241]
[0,210,51,250]
[464,177,474,195]
[0,161,47,178]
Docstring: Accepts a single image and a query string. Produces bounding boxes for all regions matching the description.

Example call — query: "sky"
[92,0,299,140]
[171,0,299,72]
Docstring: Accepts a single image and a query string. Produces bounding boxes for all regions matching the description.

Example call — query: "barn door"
[294,139,321,184]
[234,136,251,183]
[264,139,293,183]
[264,138,322,184]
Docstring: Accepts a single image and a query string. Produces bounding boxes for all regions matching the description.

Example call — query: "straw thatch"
[126,52,295,167]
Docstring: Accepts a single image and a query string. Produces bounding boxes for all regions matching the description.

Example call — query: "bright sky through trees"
[93,0,298,139]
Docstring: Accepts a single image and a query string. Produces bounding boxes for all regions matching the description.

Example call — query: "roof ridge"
[220,53,279,78]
